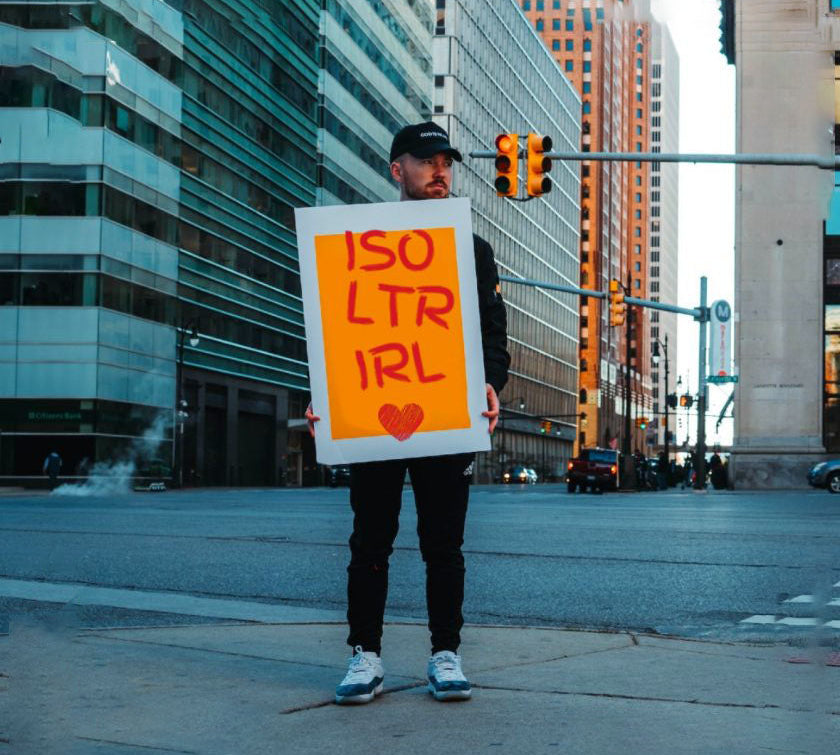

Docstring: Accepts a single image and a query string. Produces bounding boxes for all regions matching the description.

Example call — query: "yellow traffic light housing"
[526,133,553,197]
[609,279,626,327]
[495,133,518,197]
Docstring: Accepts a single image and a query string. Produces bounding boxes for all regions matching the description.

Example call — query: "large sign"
[709,299,733,380]
[295,198,491,465]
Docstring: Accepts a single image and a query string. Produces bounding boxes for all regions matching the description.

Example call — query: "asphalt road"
[1,485,838,645]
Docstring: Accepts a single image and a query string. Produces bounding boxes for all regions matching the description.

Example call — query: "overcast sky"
[652,0,736,448]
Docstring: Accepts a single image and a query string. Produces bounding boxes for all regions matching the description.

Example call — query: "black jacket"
[473,234,510,395]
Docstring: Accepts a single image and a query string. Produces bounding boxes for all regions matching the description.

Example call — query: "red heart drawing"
[378,403,424,441]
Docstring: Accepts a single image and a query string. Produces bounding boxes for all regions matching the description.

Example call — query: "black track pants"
[346,452,474,655]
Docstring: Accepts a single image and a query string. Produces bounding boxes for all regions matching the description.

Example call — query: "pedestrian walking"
[307,122,510,705]
[42,450,62,490]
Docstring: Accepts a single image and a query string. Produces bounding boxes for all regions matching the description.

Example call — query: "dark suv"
[565,448,620,493]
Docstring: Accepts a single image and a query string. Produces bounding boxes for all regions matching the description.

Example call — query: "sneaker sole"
[335,681,384,705]
[428,683,472,701]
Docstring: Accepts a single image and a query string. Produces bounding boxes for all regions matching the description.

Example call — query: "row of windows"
[0,3,182,81]
[325,0,430,114]
[0,271,172,320]
[181,63,314,175]
[0,180,302,297]
[324,51,405,137]
[0,64,315,201]
[182,2,316,120]
[0,270,308,364]
[319,105,392,184]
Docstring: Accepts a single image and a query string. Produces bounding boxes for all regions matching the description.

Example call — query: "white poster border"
[294,197,490,465]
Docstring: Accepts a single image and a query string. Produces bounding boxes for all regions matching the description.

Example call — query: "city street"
[1,485,838,645]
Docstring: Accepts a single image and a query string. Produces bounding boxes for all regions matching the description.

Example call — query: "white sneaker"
[335,646,384,705]
[427,650,472,701]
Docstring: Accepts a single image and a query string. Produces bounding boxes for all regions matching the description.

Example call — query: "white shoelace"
[342,646,378,683]
[430,652,465,682]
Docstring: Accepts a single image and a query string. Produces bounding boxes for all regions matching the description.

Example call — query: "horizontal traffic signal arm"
[497,276,705,321]
[469,149,840,171]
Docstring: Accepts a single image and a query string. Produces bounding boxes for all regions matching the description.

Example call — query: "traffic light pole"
[694,277,709,490]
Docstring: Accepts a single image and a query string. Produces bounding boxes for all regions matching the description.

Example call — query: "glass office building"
[0,0,318,486]
[434,0,582,481]
[317,0,433,206]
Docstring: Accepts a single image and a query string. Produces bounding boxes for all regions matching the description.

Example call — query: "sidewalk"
[2,614,838,754]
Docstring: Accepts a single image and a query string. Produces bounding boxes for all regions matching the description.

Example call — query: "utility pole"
[694,277,709,490]
[663,333,670,466]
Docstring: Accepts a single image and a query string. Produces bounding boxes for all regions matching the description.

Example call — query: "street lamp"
[652,334,670,473]
[174,320,199,488]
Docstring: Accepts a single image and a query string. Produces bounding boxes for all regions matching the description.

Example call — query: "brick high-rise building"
[524,0,667,455]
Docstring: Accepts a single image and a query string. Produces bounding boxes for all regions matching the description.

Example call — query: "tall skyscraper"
[433,0,582,480]
[720,0,839,486]
[0,0,319,486]
[524,0,678,457]
[648,22,678,451]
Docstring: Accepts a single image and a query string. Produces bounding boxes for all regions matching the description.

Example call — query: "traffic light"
[635,417,648,430]
[540,419,552,434]
[494,133,518,197]
[679,394,694,408]
[666,393,678,409]
[609,279,626,327]
[526,133,553,197]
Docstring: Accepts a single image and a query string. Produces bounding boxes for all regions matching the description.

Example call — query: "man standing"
[307,122,509,704]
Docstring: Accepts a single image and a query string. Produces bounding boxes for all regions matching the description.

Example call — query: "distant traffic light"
[609,279,626,327]
[635,417,648,430]
[526,133,553,197]
[494,133,518,197]
[679,394,694,408]
[540,419,552,434]
[666,393,678,409]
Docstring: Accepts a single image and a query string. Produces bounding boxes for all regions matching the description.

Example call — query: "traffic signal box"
[540,419,552,434]
[526,133,553,197]
[494,133,518,197]
[609,279,626,327]
[635,417,648,430]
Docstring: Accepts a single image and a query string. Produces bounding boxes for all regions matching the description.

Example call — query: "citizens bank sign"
[709,300,733,380]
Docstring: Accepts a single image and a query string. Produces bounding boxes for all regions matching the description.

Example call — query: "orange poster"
[295,199,490,464]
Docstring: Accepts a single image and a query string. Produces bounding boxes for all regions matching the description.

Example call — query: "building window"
[433,105,444,113]
[552,39,560,50]
[566,39,574,51]
[634,209,642,219]
[580,358,588,371]
[583,61,591,72]
[522,0,530,9]
[584,38,592,51]
[536,19,544,30]
[634,262,641,272]
[566,20,574,30]
[537,0,544,9]
[634,279,641,290]
[650,281,659,293]
[435,75,444,87]
[635,192,642,202]
[565,60,574,71]
[553,0,560,8]
[583,82,591,93]
[636,125,643,135]
[582,101,591,114]
[553,19,561,30]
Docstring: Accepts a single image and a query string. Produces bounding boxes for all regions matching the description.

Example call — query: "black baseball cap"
[389,121,463,163]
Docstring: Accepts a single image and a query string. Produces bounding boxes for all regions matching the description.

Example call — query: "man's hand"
[482,383,500,433]
[305,402,320,438]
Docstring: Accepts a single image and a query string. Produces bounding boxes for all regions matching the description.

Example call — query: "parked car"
[326,465,351,487]
[566,448,619,493]
[806,459,840,493]
[502,466,538,484]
